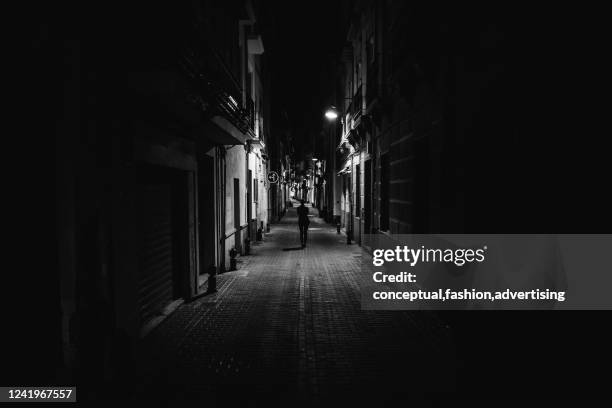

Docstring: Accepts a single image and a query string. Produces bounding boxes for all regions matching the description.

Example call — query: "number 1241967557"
[7,388,74,400]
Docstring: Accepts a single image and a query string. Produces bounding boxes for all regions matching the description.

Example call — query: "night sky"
[260,0,345,157]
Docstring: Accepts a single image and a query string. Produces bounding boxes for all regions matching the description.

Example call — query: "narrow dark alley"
[16,0,612,405]
[130,201,455,405]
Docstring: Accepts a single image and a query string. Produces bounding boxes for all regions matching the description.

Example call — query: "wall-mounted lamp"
[324,106,339,120]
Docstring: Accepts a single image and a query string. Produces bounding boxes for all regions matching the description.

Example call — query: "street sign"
[267,171,279,183]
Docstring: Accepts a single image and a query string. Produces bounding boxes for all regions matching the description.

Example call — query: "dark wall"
[381,2,611,233]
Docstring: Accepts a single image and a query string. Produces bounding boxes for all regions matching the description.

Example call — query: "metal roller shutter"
[138,181,175,326]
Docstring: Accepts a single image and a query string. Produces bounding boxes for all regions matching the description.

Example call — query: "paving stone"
[131,204,456,404]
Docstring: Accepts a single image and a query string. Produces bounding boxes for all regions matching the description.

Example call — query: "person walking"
[297,200,310,248]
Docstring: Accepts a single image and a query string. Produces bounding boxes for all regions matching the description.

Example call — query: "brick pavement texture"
[131,203,457,406]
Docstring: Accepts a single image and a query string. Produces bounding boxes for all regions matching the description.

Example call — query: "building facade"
[328,0,471,246]
[52,0,272,386]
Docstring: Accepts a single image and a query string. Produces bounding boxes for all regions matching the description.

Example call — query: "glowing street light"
[324,106,339,120]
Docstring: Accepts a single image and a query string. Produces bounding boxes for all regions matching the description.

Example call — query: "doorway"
[364,159,372,234]
[198,155,215,284]
[247,169,253,240]
[233,178,241,252]
[136,166,188,328]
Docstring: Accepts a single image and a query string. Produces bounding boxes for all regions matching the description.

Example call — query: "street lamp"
[324,106,339,120]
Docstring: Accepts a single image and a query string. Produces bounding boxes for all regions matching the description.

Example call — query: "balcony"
[348,85,363,124]
[179,27,255,137]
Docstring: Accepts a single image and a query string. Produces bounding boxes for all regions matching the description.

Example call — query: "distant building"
[269,110,293,221]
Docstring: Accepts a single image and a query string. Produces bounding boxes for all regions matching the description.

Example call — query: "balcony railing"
[179,27,255,135]
[349,85,363,123]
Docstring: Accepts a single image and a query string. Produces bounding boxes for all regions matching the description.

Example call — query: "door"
[233,178,241,252]
[364,159,372,234]
[253,177,258,231]
[247,169,253,239]
[136,167,186,327]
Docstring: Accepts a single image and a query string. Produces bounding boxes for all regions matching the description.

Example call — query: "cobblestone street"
[132,202,456,405]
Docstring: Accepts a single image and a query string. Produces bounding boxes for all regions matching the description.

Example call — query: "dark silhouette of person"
[297,200,310,247]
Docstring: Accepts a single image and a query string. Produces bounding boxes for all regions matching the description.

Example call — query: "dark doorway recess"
[364,159,372,234]
[136,165,189,328]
